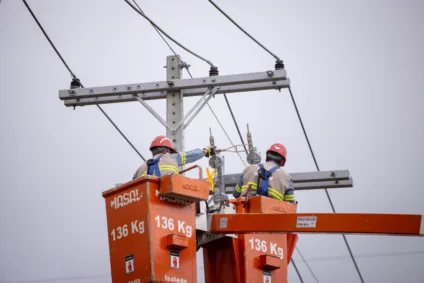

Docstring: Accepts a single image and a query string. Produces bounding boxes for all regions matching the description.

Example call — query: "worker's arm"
[172,147,212,166]
[283,179,295,203]
[233,174,244,198]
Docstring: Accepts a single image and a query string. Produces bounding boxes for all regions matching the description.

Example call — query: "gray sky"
[1,0,423,282]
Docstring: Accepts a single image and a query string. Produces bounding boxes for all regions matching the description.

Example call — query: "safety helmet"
[150,135,177,154]
[266,143,287,166]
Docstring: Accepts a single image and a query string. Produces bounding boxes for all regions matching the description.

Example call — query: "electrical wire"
[22,0,146,162]
[223,94,248,153]
[207,0,359,279]
[124,0,215,67]
[294,250,424,263]
[208,0,363,277]
[208,0,280,61]
[22,0,76,79]
[296,247,320,283]
[291,259,305,283]
[131,0,183,65]
[288,86,365,283]
[130,0,246,167]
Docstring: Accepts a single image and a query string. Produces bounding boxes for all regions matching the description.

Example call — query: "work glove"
[203,146,216,158]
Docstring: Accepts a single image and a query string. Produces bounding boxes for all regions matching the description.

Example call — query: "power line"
[22,0,146,162]
[206,102,247,167]
[131,0,180,62]
[124,0,215,67]
[22,0,76,79]
[296,247,320,283]
[208,0,280,61]
[206,0,364,279]
[223,94,248,153]
[291,259,305,283]
[288,86,365,283]
[206,3,315,282]
[294,250,424,263]
[131,0,246,167]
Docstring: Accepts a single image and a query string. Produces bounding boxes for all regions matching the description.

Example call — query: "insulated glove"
[203,146,216,157]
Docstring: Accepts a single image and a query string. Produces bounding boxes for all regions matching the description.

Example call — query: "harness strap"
[147,155,162,177]
[257,163,280,197]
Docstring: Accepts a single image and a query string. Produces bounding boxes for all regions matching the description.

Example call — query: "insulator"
[70,78,82,89]
[275,60,285,70]
[209,66,219,76]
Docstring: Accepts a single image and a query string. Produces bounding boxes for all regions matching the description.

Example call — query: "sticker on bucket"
[296,216,317,228]
[219,217,228,228]
[170,251,180,269]
[125,254,134,274]
[263,271,272,283]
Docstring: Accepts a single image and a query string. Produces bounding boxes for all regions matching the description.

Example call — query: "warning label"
[125,254,134,274]
[219,217,228,228]
[296,216,317,228]
[170,251,180,269]
[263,271,272,283]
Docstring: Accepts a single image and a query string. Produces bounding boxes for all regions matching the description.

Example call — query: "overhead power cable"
[206,3,314,282]
[223,94,248,153]
[22,0,146,162]
[296,247,320,283]
[288,86,365,283]
[291,260,305,283]
[131,0,246,167]
[295,250,424,263]
[208,0,280,61]
[207,1,364,280]
[124,0,215,67]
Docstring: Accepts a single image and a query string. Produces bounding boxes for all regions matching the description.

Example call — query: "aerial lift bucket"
[202,196,298,283]
[102,174,210,283]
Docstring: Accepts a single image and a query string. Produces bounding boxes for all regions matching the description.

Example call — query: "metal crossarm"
[59,70,288,101]
[63,80,290,107]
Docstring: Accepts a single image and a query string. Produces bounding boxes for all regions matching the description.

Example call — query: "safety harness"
[146,155,163,177]
[257,163,280,197]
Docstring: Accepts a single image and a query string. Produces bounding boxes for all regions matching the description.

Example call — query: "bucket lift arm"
[211,212,424,236]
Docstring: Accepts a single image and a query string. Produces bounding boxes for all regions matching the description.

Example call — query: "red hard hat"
[266,143,287,166]
[150,135,177,153]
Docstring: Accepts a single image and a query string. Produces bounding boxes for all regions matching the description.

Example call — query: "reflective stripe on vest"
[257,163,280,197]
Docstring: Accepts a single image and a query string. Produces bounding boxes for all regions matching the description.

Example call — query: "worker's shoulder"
[243,163,259,173]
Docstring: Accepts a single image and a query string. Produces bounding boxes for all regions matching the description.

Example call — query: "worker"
[233,143,295,203]
[132,135,215,179]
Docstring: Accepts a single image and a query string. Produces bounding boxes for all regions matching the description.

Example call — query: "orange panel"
[239,233,287,283]
[166,234,189,250]
[286,234,298,263]
[211,213,424,235]
[103,177,157,282]
[259,254,281,270]
[149,182,197,282]
[160,175,210,201]
[202,237,242,283]
[249,196,297,214]
[103,176,197,283]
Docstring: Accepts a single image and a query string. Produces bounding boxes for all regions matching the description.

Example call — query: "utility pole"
[166,55,184,153]
[59,56,354,191]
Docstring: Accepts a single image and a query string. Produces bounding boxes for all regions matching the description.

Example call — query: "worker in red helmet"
[233,143,295,203]
[132,135,215,179]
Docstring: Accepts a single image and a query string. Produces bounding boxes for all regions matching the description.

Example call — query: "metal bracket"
[134,94,172,131]
[133,87,220,133]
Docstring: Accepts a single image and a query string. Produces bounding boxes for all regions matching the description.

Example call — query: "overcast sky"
[1,0,423,282]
